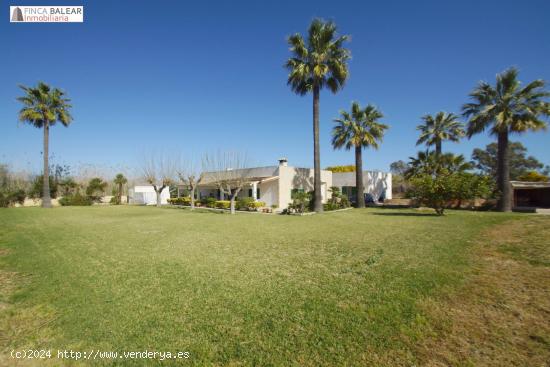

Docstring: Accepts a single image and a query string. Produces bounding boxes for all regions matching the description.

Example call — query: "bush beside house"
[284,187,351,214]
[168,196,267,212]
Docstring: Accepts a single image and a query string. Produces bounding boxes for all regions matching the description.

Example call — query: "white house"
[128,185,170,205]
[192,158,391,210]
[332,171,392,204]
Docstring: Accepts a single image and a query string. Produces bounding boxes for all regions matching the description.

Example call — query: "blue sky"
[2,0,550,175]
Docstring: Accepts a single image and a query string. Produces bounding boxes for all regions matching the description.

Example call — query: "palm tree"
[113,173,127,204]
[462,68,550,212]
[332,102,388,208]
[416,112,464,155]
[17,82,73,208]
[285,18,350,212]
[405,151,472,179]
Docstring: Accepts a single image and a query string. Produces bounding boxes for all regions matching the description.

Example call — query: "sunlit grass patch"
[0,206,532,366]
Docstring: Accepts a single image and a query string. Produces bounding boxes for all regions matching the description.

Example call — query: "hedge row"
[168,197,266,211]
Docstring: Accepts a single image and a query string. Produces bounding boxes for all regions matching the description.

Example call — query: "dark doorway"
[514,188,550,208]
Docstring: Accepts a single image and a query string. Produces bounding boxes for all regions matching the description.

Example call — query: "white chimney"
[278,157,288,167]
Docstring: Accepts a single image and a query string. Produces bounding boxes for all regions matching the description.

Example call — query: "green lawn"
[0,206,543,366]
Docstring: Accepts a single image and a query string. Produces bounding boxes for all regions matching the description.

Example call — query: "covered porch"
[512,181,550,210]
[189,175,279,208]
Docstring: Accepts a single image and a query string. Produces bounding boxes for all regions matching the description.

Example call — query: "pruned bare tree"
[176,156,203,210]
[142,154,175,207]
[202,151,251,214]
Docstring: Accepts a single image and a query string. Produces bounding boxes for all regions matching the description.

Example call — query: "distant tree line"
[0,162,129,207]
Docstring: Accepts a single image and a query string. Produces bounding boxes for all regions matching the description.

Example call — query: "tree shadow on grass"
[370,212,439,217]
[164,206,227,215]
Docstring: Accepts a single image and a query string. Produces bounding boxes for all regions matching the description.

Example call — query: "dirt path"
[417,216,550,366]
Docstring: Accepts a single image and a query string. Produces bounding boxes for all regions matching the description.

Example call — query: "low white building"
[193,159,391,210]
[128,185,170,205]
[332,171,392,204]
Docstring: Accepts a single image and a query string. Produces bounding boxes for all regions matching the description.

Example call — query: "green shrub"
[233,198,267,211]
[0,194,8,208]
[325,187,351,211]
[215,200,231,209]
[203,197,217,208]
[59,178,79,196]
[408,172,492,215]
[340,195,350,208]
[59,193,93,206]
[236,197,254,210]
[110,196,121,205]
[252,201,266,209]
[288,191,311,213]
[28,175,58,199]
[168,197,192,205]
[86,178,107,203]
[0,189,26,207]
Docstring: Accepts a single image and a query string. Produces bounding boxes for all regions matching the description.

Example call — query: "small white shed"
[129,185,170,205]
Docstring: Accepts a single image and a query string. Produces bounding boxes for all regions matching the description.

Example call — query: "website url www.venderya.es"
[11,349,190,361]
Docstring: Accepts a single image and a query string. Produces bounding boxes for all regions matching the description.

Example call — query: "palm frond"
[331,102,388,151]
[285,19,350,96]
[463,68,549,138]
[416,111,464,148]
[16,82,73,129]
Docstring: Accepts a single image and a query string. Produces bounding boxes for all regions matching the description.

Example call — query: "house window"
[247,188,260,198]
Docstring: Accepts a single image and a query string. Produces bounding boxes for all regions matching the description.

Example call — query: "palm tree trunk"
[42,121,52,208]
[497,131,512,212]
[355,146,365,208]
[118,183,122,204]
[435,141,442,156]
[312,84,323,213]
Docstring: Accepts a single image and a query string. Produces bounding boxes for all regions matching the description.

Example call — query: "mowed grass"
[0,206,541,366]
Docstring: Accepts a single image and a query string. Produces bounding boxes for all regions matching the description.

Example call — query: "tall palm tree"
[332,102,388,208]
[113,173,127,204]
[285,18,350,212]
[462,68,550,212]
[17,82,73,208]
[416,112,464,155]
